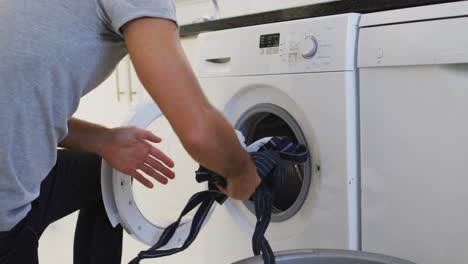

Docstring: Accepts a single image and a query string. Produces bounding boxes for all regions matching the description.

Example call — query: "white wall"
[176,0,338,25]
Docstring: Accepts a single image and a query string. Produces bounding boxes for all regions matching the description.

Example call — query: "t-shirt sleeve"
[99,0,178,38]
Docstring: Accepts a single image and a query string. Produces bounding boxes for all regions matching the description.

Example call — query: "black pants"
[0,149,123,264]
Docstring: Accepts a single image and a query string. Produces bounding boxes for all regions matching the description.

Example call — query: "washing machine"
[102,13,361,264]
[192,13,361,263]
[358,2,468,264]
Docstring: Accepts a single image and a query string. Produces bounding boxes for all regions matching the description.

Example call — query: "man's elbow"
[174,104,224,161]
[180,125,214,158]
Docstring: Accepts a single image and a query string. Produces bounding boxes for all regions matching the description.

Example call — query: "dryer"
[193,13,361,263]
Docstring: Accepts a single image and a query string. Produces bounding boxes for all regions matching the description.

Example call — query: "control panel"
[258,24,349,69]
[259,33,318,59]
[197,14,359,77]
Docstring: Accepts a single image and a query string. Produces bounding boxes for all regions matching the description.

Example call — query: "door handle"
[128,59,137,103]
[115,69,125,101]
[205,57,231,63]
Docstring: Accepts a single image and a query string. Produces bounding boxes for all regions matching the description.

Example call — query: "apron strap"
[129,137,308,264]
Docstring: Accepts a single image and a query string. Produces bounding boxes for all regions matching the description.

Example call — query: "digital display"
[259,33,280,48]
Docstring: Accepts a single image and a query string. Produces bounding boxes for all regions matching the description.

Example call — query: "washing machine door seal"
[100,101,214,247]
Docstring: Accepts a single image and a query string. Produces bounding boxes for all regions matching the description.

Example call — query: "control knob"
[299,36,318,59]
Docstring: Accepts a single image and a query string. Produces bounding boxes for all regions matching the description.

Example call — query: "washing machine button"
[299,36,318,59]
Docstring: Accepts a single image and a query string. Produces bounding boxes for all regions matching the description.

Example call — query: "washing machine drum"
[242,113,303,213]
[100,101,311,248]
[234,104,312,223]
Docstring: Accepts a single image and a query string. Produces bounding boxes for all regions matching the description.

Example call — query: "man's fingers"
[136,128,162,143]
[144,131,162,143]
[148,144,175,168]
[215,183,229,195]
[140,164,169,185]
[130,171,154,188]
[145,156,175,179]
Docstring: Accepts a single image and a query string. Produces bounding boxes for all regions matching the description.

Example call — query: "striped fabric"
[129,137,309,264]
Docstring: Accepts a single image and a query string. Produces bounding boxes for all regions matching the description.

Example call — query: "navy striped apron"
[130,137,309,264]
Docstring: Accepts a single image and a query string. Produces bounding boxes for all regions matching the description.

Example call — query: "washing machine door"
[101,101,212,250]
[100,99,307,263]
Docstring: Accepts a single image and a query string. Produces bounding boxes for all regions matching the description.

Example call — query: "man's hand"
[99,126,175,188]
[60,118,175,188]
[214,157,261,201]
[219,171,261,201]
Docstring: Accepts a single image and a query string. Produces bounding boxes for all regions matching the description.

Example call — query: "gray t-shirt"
[0,0,177,231]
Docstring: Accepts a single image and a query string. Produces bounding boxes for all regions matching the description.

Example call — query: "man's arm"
[60,118,175,188]
[59,118,109,154]
[122,18,260,200]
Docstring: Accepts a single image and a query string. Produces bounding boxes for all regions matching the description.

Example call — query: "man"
[0,0,261,263]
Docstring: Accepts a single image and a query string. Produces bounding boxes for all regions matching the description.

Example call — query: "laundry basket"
[233,249,416,264]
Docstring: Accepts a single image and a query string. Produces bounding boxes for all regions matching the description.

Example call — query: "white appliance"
[358,2,468,264]
[101,13,361,264]
[193,13,361,263]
